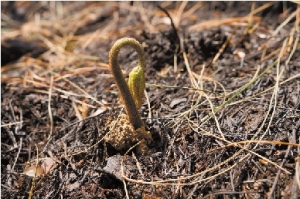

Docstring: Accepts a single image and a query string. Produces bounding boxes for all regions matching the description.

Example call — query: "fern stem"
[108,38,145,129]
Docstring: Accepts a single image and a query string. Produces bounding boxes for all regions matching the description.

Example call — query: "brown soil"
[1,2,300,199]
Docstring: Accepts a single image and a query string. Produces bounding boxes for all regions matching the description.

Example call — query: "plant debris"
[1,2,300,198]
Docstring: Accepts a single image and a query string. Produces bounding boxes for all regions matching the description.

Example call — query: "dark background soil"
[1,2,300,199]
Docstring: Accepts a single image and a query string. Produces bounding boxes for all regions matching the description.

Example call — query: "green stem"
[108,38,145,129]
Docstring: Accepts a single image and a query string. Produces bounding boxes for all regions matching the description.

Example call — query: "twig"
[210,140,300,152]
[230,169,235,192]
[267,120,300,199]
[28,145,39,199]
[210,26,237,67]
[47,75,54,139]
[253,39,287,146]
[6,129,18,148]
[272,8,299,36]
[285,14,300,66]
[144,90,152,120]
[1,121,24,127]
[186,184,198,199]
[157,5,180,44]
[11,138,23,172]
[9,99,20,136]
[132,152,145,180]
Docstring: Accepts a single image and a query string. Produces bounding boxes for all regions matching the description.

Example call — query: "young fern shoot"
[108,37,146,129]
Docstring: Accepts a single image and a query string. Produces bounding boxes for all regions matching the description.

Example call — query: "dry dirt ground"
[1,2,300,199]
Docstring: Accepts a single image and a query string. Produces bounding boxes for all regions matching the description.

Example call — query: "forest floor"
[1,2,300,199]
